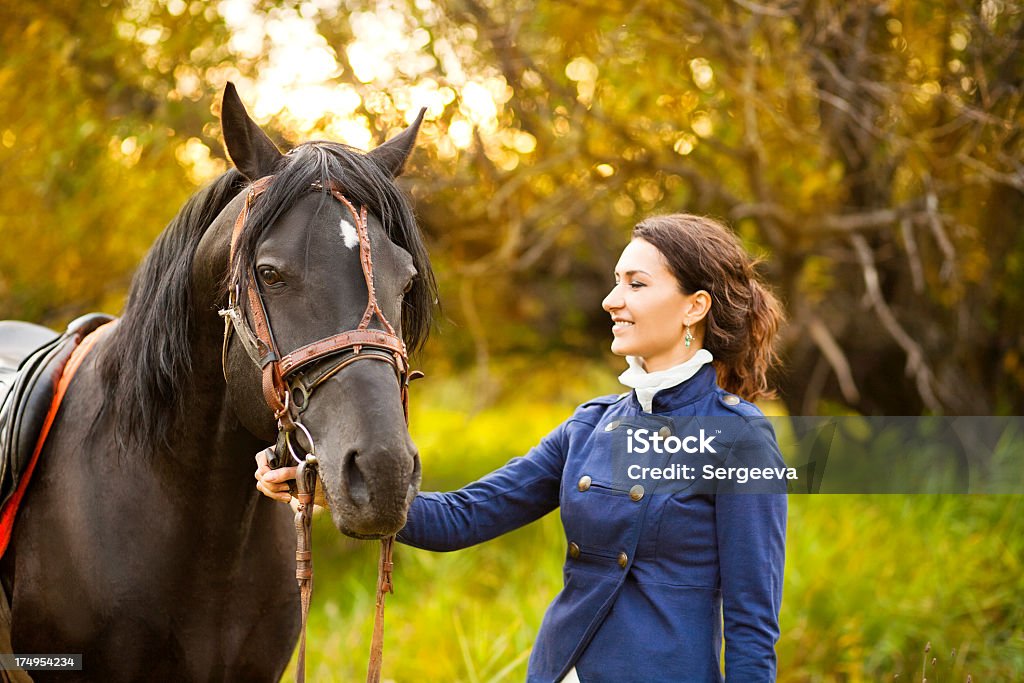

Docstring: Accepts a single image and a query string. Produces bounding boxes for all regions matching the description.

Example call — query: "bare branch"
[813,87,891,144]
[729,202,796,226]
[731,0,800,19]
[801,354,830,417]
[850,234,944,413]
[806,314,861,404]
[923,187,958,283]
[955,152,1024,192]
[899,217,925,294]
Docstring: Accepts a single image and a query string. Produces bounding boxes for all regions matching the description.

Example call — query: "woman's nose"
[602,285,622,312]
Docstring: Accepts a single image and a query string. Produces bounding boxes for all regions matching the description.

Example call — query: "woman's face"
[601,238,704,372]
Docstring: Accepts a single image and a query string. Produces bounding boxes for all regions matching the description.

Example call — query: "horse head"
[204,84,432,538]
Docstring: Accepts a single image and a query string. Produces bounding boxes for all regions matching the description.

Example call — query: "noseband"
[219,175,414,683]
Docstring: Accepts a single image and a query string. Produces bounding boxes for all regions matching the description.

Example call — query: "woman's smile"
[611,318,634,334]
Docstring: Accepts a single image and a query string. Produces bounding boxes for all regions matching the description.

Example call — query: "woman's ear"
[685,290,712,323]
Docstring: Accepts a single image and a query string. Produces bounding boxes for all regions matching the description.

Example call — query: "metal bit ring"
[285,421,317,465]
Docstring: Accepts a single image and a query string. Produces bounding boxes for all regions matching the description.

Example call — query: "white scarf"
[617,349,714,412]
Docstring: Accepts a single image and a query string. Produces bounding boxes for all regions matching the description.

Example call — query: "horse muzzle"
[321,439,421,539]
[295,362,421,538]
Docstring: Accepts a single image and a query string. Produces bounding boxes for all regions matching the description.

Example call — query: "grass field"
[284,377,1024,682]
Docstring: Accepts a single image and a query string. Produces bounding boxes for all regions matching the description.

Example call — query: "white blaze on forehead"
[339,217,359,249]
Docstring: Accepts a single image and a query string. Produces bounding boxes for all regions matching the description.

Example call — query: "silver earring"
[684,324,693,348]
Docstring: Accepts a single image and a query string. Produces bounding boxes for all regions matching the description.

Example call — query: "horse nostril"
[344,450,370,506]
[407,451,422,502]
[410,451,422,485]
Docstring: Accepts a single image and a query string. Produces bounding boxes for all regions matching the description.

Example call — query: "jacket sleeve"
[715,419,788,681]
[396,420,568,551]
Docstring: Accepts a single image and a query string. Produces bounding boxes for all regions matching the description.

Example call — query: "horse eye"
[402,279,414,295]
[258,266,283,287]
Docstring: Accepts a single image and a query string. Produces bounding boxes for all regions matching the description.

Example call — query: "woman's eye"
[629,282,646,290]
[258,266,283,286]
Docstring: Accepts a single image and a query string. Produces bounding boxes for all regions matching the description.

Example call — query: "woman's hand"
[254,447,297,503]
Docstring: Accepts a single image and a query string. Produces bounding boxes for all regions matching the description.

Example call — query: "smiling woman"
[258,213,787,682]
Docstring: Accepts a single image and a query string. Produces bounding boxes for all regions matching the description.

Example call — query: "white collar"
[617,349,714,412]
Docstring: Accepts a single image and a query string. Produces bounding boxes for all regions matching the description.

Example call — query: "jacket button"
[578,475,592,492]
[658,425,672,439]
[604,420,620,432]
[629,484,645,501]
[722,394,740,406]
[618,552,628,568]
[568,542,581,559]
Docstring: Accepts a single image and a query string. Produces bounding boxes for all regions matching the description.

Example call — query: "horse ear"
[221,82,284,181]
[368,108,426,178]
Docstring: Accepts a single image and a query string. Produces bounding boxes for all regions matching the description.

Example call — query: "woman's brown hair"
[632,214,784,401]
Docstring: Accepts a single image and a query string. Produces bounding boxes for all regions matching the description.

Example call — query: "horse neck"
[184,310,264,467]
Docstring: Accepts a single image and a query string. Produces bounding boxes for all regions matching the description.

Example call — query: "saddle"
[0,314,114,511]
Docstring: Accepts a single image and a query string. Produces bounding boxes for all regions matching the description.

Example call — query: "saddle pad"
[0,319,115,558]
[0,321,58,368]
[0,314,114,509]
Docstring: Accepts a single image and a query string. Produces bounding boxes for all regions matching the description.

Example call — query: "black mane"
[98,144,437,454]
[98,169,246,453]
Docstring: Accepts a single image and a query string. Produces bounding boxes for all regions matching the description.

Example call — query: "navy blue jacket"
[398,365,787,682]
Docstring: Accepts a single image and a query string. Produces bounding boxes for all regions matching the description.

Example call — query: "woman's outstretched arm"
[397,422,567,551]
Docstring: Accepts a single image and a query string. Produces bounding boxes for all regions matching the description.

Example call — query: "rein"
[219,175,413,683]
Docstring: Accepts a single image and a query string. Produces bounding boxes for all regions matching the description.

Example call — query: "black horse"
[0,84,435,681]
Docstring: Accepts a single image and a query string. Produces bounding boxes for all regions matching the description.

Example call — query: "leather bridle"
[219,175,415,683]
[220,175,416,440]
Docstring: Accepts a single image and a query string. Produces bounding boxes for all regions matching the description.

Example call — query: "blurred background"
[1,0,1022,680]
